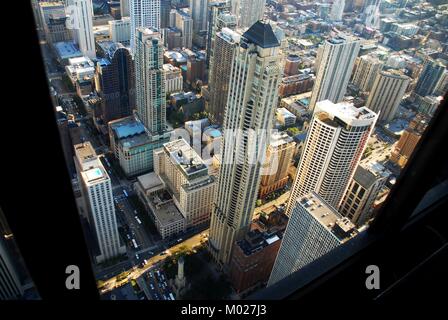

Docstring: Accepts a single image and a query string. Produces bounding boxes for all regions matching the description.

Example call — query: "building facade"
[414,59,446,97]
[259,132,296,198]
[286,100,377,215]
[366,69,410,122]
[72,0,96,59]
[163,64,183,95]
[94,43,135,126]
[339,162,390,226]
[352,55,383,93]
[154,139,216,229]
[129,0,161,53]
[74,142,125,263]
[231,0,266,29]
[208,22,282,267]
[207,27,241,124]
[310,35,360,110]
[108,17,131,46]
[268,192,357,286]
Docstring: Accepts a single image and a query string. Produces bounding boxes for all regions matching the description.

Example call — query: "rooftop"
[74,142,97,164]
[242,21,280,49]
[163,139,207,178]
[270,131,294,148]
[136,172,164,193]
[110,116,147,140]
[296,192,357,243]
[354,162,391,189]
[315,100,377,127]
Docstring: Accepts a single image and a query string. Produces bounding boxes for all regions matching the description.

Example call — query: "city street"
[98,230,208,295]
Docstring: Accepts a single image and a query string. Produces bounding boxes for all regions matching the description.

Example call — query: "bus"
[169,293,175,300]
[131,239,138,249]
[123,189,128,197]
[135,216,142,224]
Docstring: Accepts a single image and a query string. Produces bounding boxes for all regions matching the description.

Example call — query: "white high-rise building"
[330,0,345,21]
[72,0,96,59]
[231,0,266,29]
[134,27,171,169]
[208,21,282,267]
[286,100,377,215]
[268,192,358,287]
[129,0,161,53]
[121,0,130,17]
[190,0,209,33]
[74,142,125,263]
[109,17,131,45]
[310,35,360,110]
[134,27,166,133]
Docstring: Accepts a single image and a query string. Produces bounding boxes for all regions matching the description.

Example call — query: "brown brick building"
[279,74,314,97]
[229,210,288,295]
[390,113,430,168]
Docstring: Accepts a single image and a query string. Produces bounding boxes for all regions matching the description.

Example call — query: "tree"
[287,127,301,136]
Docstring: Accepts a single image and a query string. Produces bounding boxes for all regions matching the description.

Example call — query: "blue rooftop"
[54,41,82,59]
[114,121,146,139]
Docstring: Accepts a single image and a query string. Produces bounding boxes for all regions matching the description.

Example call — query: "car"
[135,254,140,260]
[143,259,148,265]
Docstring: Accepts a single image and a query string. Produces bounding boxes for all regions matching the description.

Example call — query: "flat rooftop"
[270,131,294,148]
[74,142,97,163]
[137,172,164,192]
[315,100,377,127]
[163,139,207,178]
[54,41,82,60]
[150,194,185,227]
[297,192,357,243]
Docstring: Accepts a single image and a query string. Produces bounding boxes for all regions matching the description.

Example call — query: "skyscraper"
[129,0,161,53]
[231,0,266,29]
[74,142,125,263]
[94,43,135,125]
[352,55,383,92]
[414,59,446,97]
[206,1,234,67]
[208,21,282,267]
[170,9,193,48]
[286,100,377,215]
[207,27,241,124]
[121,0,129,17]
[160,0,172,28]
[268,192,358,286]
[190,0,208,33]
[72,0,96,59]
[310,35,360,110]
[366,69,410,122]
[330,0,345,21]
[134,27,171,169]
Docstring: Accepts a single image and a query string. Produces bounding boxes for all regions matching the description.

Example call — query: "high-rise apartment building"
[170,9,193,48]
[268,192,358,286]
[121,0,130,17]
[161,0,172,28]
[310,35,360,110]
[72,0,96,59]
[94,43,135,125]
[231,0,266,29]
[330,0,345,21]
[339,162,390,226]
[154,139,216,228]
[286,100,377,215]
[190,0,208,33]
[74,142,125,263]
[163,64,183,95]
[108,17,131,45]
[208,27,241,124]
[414,59,446,97]
[259,132,296,198]
[366,69,410,122]
[390,113,430,169]
[134,27,171,170]
[352,55,383,92]
[129,0,161,53]
[208,21,282,267]
[206,1,235,67]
